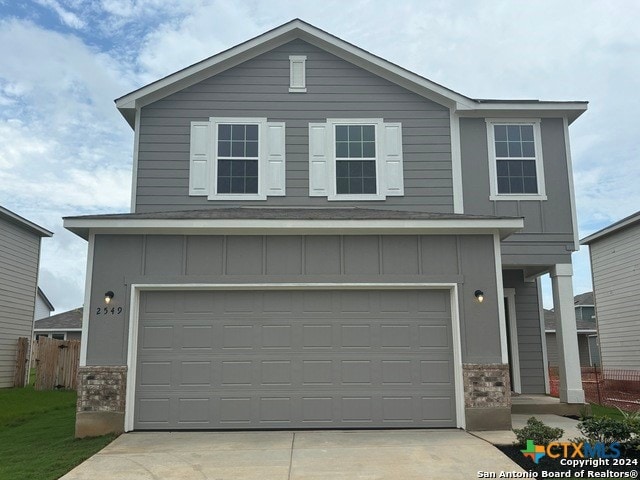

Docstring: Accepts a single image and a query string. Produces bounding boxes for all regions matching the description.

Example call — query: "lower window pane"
[523,177,538,193]
[509,177,524,194]
[218,159,259,194]
[336,160,377,195]
[218,176,231,193]
[496,159,538,195]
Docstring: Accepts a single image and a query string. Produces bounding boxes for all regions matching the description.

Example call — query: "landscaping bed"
[497,444,640,475]
[0,385,116,480]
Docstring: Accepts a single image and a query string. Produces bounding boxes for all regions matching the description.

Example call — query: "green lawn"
[0,385,117,480]
[589,403,627,420]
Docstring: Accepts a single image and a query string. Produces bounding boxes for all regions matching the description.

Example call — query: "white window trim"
[208,117,267,201]
[326,118,385,201]
[288,55,307,93]
[485,118,547,201]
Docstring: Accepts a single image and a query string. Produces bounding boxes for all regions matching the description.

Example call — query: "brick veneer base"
[463,363,511,408]
[76,366,127,437]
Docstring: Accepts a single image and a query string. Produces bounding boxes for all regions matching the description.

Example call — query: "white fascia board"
[581,212,640,245]
[64,217,524,240]
[34,328,83,332]
[457,103,588,124]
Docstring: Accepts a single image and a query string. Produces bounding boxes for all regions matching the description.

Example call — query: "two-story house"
[64,20,587,437]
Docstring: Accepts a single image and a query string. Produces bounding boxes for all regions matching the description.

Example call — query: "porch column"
[550,264,585,403]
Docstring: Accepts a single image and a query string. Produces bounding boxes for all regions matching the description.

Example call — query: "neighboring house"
[34,308,83,342]
[63,19,588,436]
[34,287,54,320]
[582,211,640,371]
[544,292,599,367]
[0,206,52,388]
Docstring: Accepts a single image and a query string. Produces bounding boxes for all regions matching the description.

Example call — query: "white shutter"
[382,122,404,196]
[265,122,286,196]
[309,123,329,196]
[189,121,211,196]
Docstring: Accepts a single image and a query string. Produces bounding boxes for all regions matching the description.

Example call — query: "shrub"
[513,417,564,447]
[577,416,632,445]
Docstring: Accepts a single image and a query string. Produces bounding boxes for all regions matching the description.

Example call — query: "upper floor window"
[309,119,404,200]
[486,119,547,201]
[217,123,259,194]
[188,117,285,200]
[335,124,377,195]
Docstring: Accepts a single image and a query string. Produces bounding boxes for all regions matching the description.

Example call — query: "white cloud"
[35,0,87,29]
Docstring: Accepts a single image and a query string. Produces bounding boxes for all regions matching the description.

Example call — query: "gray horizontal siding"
[460,117,575,266]
[0,216,41,387]
[504,269,545,394]
[546,332,592,367]
[590,223,640,371]
[135,39,453,213]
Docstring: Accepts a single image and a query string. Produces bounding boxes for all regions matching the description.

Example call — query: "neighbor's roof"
[573,291,594,306]
[114,18,588,127]
[544,308,597,333]
[0,206,53,237]
[37,287,55,312]
[581,210,640,245]
[34,307,82,331]
[63,207,524,240]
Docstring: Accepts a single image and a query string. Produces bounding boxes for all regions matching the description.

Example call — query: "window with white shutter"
[188,117,286,200]
[308,119,404,200]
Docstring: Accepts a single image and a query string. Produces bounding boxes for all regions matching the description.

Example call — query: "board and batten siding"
[460,118,574,267]
[85,233,500,368]
[0,217,42,387]
[503,269,546,394]
[589,222,640,371]
[135,39,453,213]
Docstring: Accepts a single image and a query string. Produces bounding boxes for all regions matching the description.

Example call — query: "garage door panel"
[135,289,456,429]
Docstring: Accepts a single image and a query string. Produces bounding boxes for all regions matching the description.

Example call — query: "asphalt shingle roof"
[34,308,82,330]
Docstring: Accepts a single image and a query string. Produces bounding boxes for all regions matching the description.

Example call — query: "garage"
[133,288,456,429]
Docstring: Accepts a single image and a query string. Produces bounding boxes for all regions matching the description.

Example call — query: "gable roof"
[581,210,640,245]
[34,307,82,331]
[574,291,594,306]
[0,206,53,237]
[115,19,588,127]
[37,287,55,312]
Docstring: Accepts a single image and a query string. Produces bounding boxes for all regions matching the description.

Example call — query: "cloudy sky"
[0,0,638,312]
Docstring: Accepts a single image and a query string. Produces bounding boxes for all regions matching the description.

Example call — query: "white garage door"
[134,289,456,429]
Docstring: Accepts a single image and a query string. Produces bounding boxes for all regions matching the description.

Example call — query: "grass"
[589,403,626,420]
[0,384,117,480]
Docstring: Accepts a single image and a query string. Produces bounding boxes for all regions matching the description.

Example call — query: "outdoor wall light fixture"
[104,291,115,305]
[474,290,484,303]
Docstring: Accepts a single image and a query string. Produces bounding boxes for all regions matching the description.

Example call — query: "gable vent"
[289,55,307,92]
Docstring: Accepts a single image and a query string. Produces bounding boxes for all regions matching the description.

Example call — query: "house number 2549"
[96,307,123,315]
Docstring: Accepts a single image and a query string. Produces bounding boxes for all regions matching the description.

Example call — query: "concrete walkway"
[61,429,523,479]
[472,414,581,445]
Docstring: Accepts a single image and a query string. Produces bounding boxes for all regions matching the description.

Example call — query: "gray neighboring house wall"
[63,19,588,437]
[544,292,599,368]
[34,307,82,342]
[582,211,640,371]
[0,206,52,388]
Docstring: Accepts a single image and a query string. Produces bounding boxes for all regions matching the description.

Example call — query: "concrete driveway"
[62,429,522,479]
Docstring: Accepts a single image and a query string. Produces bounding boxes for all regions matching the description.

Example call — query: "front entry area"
[133,289,456,429]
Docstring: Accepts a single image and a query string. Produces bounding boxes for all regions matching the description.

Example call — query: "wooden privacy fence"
[13,337,29,387]
[34,337,80,390]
